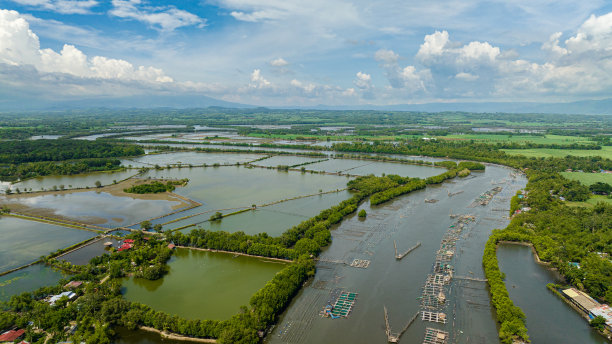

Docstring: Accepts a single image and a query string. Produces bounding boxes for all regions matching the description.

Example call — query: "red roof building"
[0,329,25,342]
[123,239,135,244]
[167,244,175,250]
[118,243,132,251]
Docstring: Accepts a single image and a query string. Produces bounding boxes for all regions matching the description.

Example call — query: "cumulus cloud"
[270,58,289,67]
[9,0,99,14]
[0,9,173,84]
[354,71,371,89]
[374,48,429,91]
[405,13,612,98]
[110,0,205,31]
[249,69,271,88]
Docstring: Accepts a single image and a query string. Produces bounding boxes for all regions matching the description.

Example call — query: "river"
[497,244,607,344]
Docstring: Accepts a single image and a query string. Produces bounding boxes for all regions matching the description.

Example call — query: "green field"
[566,195,612,208]
[442,134,595,145]
[503,146,612,160]
[561,172,612,185]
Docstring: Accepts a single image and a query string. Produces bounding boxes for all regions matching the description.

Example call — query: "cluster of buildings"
[562,288,612,331]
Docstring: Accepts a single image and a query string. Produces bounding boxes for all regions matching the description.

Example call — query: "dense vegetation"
[0,140,143,182]
[0,159,123,183]
[123,179,188,194]
[0,140,143,164]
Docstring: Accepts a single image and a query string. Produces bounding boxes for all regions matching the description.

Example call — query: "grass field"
[561,172,612,185]
[503,146,612,160]
[442,134,595,145]
[566,195,612,208]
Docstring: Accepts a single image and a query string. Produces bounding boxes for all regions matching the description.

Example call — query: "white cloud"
[270,58,289,67]
[455,72,479,81]
[290,79,315,93]
[110,0,205,31]
[374,48,429,91]
[417,30,499,67]
[374,49,399,64]
[0,9,173,83]
[250,69,271,88]
[9,0,99,14]
[354,71,371,89]
[542,32,568,56]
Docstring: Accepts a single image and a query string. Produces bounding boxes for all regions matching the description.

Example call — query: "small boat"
[103,241,113,247]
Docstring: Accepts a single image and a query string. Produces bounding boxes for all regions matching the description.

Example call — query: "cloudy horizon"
[1,1,612,107]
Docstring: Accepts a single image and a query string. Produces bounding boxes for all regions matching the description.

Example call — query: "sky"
[1,0,612,107]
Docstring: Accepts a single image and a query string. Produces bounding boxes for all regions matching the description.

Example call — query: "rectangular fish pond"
[121,248,287,320]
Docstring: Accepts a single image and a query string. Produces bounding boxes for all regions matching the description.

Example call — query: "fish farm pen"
[321,289,358,319]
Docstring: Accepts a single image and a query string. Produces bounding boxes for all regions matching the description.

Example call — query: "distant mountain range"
[0,94,250,111]
[308,98,612,115]
[1,93,611,115]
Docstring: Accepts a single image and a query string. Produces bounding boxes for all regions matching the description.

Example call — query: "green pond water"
[0,263,70,301]
[5,191,182,228]
[0,216,96,272]
[122,248,286,320]
[181,190,353,235]
[141,166,350,211]
[12,170,138,191]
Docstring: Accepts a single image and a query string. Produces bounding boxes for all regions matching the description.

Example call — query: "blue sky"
[1,0,612,106]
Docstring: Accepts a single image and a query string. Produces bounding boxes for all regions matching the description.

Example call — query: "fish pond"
[122,248,287,320]
[4,191,183,228]
[178,190,353,235]
[0,263,70,301]
[123,151,262,168]
[141,166,350,211]
[0,216,96,272]
[11,170,138,191]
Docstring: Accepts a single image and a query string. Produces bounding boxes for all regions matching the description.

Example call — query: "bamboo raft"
[394,240,421,260]
[423,328,449,344]
[384,306,419,343]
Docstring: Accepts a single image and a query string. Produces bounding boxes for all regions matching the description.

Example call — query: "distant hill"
[1,91,611,115]
[0,94,249,111]
[308,98,612,115]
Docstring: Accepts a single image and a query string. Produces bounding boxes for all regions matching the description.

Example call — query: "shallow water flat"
[0,216,96,272]
[122,248,286,320]
[5,191,182,228]
[12,170,138,191]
